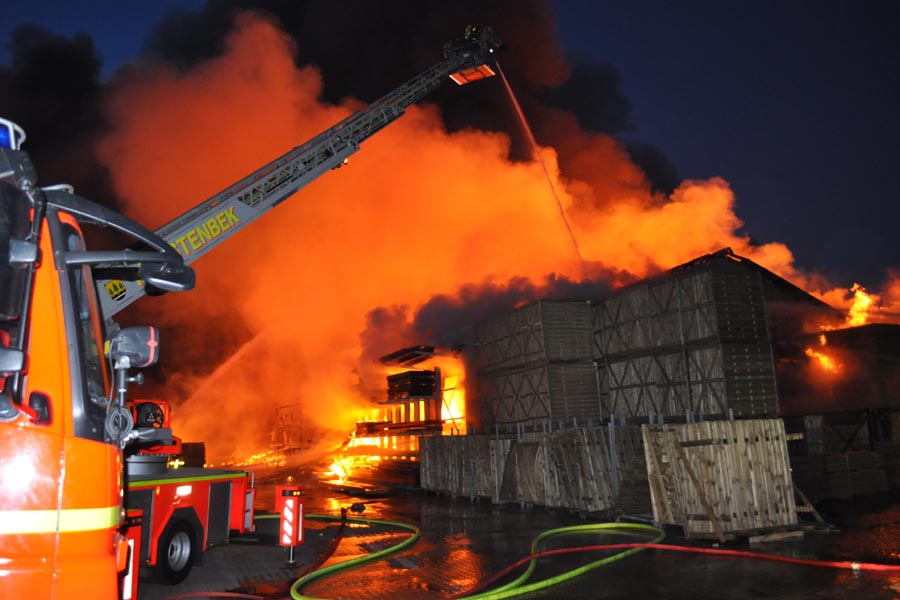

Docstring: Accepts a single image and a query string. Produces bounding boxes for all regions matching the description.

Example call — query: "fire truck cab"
[0,116,198,598]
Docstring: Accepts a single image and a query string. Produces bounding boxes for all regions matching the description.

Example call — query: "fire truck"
[0,26,500,599]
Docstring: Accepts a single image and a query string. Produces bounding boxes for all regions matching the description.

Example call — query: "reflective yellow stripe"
[129,472,244,488]
[0,506,121,535]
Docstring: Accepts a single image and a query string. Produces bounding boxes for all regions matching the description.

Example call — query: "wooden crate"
[474,300,593,374]
[592,259,769,359]
[642,419,797,541]
[419,426,652,514]
[470,360,601,427]
[419,435,511,501]
[600,342,778,419]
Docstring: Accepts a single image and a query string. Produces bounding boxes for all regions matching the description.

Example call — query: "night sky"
[3,0,899,289]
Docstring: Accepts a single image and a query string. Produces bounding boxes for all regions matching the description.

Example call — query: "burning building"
[466,248,850,432]
[442,248,900,506]
[326,345,467,486]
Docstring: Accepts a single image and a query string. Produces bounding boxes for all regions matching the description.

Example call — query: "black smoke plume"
[1,1,675,399]
[2,1,677,209]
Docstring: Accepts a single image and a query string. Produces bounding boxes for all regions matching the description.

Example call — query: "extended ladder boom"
[97,26,501,318]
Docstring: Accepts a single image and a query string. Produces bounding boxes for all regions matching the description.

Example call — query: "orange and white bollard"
[275,485,304,565]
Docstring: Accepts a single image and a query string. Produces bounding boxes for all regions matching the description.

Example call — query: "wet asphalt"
[139,467,900,600]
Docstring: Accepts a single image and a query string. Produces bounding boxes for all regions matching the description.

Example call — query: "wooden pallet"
[642,419,798,542]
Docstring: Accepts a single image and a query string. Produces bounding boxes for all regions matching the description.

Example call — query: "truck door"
[0,202,123,600]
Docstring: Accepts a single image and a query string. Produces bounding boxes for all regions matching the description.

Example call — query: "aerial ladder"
[97,25,501,319]
[0,26,500,599]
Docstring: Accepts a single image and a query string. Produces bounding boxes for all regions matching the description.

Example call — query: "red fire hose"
[458,542,900,598]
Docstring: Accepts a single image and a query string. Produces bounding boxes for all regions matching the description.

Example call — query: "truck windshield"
[62,222,110,442]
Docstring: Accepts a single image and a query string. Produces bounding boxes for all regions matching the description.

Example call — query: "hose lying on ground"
[290,513,421,600]
[492,542,900,573]
[289,511,900,600]
[172,511,900,600]
[290,519,665,600]
[449,540,900,600]
[452,523,665,600]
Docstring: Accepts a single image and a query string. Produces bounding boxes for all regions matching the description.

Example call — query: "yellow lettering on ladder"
[172,206,241,257]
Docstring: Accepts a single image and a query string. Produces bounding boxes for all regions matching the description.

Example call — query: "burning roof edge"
[599,247,835,311]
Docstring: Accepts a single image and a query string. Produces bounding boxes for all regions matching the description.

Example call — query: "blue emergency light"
[0,118,26,150]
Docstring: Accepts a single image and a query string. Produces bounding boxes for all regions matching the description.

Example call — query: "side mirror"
[108,326,159,368]
[138,262,196,293]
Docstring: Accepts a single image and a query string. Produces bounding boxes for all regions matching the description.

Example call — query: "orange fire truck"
[0,26,499,599]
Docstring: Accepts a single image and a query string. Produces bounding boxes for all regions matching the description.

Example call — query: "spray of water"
[497,62,586,276]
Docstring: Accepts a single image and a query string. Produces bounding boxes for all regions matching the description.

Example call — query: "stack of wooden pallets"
[471,300,599,428]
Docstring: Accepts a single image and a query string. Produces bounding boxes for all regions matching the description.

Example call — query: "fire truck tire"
[156,520,196,584]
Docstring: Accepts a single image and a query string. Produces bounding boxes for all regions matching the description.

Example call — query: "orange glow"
[804,334,841,374]
[815,281,900,330]
[95,14,900,460]
[327,457,351,483]
[442,374,465,419]
[804,347,840,373]
[218,449,285,468]
[846,283,876,326]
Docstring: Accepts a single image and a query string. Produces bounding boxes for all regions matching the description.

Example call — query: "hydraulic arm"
[97,26,501,318]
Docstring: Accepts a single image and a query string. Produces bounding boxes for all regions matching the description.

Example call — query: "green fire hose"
[286,514,664,600]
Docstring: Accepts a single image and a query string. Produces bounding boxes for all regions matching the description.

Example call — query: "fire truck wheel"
[156,520,196,584]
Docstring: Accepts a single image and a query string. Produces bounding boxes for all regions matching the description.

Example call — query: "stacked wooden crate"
[470,300,599,428]
[419,435,510,500]
[642,419,798,541]
[387,370,437,400]
[419,425,652,514]
[593,252,780,420]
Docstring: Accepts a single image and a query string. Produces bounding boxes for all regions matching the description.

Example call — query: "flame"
[327,457,352,483]
[804,347,840,373]
[442,373,465,420]
[94,14,900,460]
[815,281,899,331]
[326,440,394,483]
[218,449,286,468]
[804,333,841,374]
[846,283,877,326]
